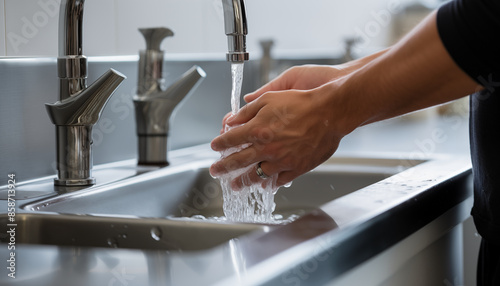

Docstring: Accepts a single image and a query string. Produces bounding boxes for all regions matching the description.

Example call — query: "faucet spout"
[222,0,249,62]
[59,0,84,57]
[45,0,126,186]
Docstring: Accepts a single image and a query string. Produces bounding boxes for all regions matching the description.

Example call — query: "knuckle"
[248,126,262,139]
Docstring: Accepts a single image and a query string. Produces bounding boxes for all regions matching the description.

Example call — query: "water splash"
[183,213,300,225]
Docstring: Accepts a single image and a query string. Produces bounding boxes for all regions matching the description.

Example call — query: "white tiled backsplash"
[0,0,428,58]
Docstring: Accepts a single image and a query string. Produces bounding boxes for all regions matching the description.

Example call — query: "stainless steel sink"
[23,156,407,220]
[10,153,413,252]
[0,213,269,251]
[0,146,473,286]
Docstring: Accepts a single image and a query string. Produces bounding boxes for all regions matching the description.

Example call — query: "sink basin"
[0,146,473,285]
[24,156,407,220]
[0,213,269,251]
[15,152,423,252]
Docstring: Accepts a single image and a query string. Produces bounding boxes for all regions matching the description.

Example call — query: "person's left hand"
[210,81,350,190]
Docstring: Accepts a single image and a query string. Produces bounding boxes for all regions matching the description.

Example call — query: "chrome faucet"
[222,0,249,62]
[133,0,248,165]
[134,28,206,166]
[45,0,126,186]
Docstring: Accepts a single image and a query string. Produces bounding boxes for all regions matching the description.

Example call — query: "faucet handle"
[46,68,126,186]
[139,27,174,52]
[137,27,175,96]
[46,69,126,126]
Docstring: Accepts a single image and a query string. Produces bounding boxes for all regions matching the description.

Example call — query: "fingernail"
[209,164,220,177]
[226,117,235,126]
[210,140,219,151]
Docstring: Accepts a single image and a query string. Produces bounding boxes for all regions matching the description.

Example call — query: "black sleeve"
[437,0,500,87]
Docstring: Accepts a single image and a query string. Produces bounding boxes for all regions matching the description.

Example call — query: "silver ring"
[256,162,269,179]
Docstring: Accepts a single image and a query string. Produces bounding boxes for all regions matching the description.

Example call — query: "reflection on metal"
[222,0,249,62]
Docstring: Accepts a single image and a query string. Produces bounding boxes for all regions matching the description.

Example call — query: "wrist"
[318,79,368,138]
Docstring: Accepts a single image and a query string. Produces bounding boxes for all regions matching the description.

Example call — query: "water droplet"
[107,238,118,248]
[284,181,293,188]
[151,227,162,241]
[329,184,335,191]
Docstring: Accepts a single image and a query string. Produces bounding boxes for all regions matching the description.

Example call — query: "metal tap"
[133,0,248,165]
[222,0,249,62]
[259,39,275,86]
[134,28,206,166]
[45,0,126,186]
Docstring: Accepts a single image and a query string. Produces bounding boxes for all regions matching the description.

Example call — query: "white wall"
[0,0,442,58]
[0,1,5,56]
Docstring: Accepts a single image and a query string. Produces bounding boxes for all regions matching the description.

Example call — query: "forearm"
[331,10,480,133]
[336,47,390,76]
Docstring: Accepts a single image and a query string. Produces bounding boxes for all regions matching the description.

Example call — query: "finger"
[226,96,266,127]
[243,85,271,103]
[211,100,268,151]
[232,169,297,191]
[275,170,298,187]
[209,146,261,176]
[220,112,235,134]
[211,124,253,151]
[231,161,278,191]
[244,78,285,103]
[222,112,233,127]
[244,67,299,103]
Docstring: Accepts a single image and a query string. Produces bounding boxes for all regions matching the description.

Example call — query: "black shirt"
[437,0,500,241]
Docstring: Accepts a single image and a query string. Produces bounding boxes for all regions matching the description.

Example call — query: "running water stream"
[217,63,279,223]
[230,63,243,115]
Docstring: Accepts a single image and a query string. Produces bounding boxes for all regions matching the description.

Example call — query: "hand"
[210,58,388,189]
[217,65,352,135]
[210,11,482,191]
[244,64,353,104]
[210,81,351,189]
